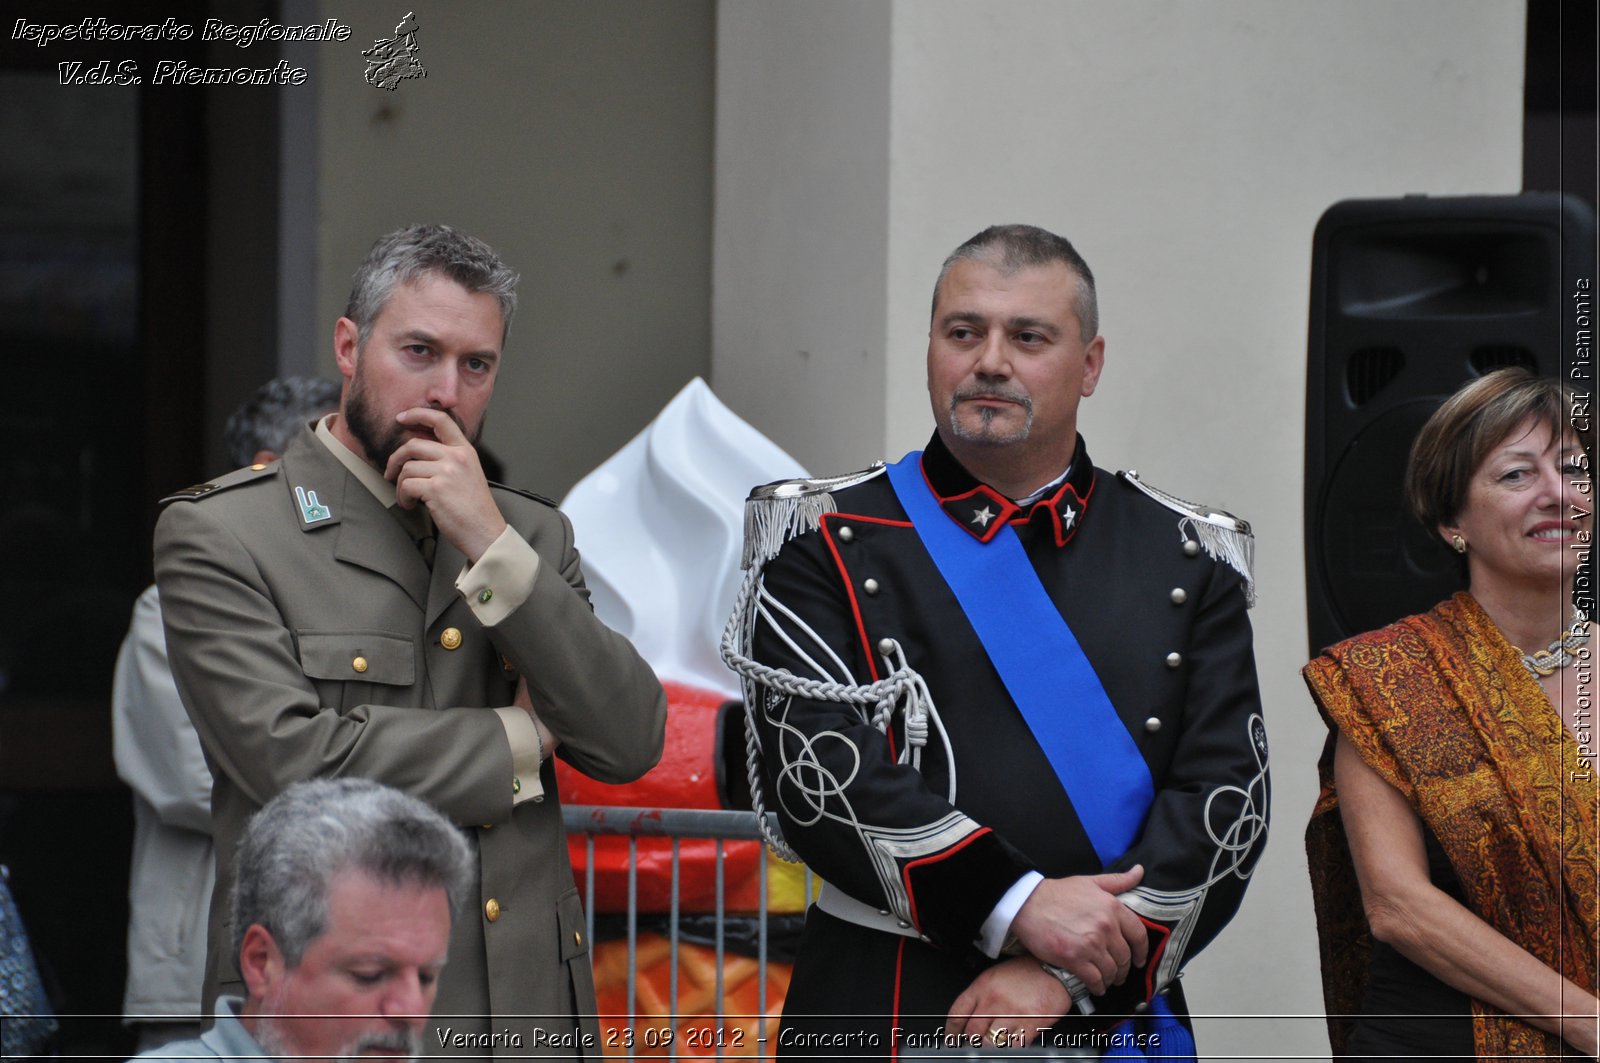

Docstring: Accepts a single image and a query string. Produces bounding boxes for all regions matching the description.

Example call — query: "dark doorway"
[0,3,262,1055]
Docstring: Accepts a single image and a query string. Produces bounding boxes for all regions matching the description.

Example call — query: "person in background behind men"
[726,224,1268,1059]
[114,376,340,1051]
[133,777,473,1063]
[154,224,667,1056]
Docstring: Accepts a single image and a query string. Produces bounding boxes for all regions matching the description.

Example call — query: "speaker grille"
[1308,193,1597,656]
[1469,344,1538,374]
[1346,346,1405,405]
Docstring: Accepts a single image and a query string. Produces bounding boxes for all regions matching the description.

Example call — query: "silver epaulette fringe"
[1123,470,1257,607]
[742,492,835,570]
[740,465,887,570]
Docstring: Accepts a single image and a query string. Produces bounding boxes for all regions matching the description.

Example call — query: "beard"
[947,381,1034,446]
[342,1027,424,1062]
[343,363,476,473]
[255,1015,422,1063]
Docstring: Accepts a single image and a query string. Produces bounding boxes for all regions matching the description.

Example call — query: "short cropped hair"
[231,778,474,968]
[344,224,519,348]
[1406,367,1585,532]
[931,224,1099,342]
[223,377,341,467]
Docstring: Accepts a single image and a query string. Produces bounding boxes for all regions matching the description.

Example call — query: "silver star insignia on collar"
[971,505,995,528]
[1060,507,1076,530]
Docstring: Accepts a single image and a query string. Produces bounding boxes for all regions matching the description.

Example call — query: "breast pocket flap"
[296,631,415,686]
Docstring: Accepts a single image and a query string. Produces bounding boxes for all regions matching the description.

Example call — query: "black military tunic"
[744,432,1269,1055]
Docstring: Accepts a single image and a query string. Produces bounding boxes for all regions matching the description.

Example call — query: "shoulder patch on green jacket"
[160,462,278,505]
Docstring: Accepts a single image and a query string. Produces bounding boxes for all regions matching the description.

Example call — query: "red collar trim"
[937,483,1018,544]
[917,433,1097,547]
[1013,475,1095,547]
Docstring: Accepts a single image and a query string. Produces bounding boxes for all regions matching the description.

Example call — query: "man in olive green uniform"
[154,224,666,1058]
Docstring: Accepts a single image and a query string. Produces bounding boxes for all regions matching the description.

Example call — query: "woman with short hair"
[1305,367,1598,1060]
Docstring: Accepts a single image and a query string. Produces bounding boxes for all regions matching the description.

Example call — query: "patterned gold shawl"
[1305,592,1598,1058]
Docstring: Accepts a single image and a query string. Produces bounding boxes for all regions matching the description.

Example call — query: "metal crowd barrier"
[562,806,1099,1061]
[562,805,813,1060]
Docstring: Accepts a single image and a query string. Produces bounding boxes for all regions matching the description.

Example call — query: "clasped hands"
[947,865,1147,1044]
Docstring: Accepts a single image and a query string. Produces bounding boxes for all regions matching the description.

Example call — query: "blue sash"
[1103,993,1197,1062]
[884,453,1154,863]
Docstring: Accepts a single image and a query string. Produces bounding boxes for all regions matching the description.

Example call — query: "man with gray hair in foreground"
[135,777,473,1063]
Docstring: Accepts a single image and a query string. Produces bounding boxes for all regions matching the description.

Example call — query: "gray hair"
[231,778,475,967]
[344,224,519,348]
[223,376,342,467]
[931,224,1099,342]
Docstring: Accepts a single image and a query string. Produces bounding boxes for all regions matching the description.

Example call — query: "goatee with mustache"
[949,383,1033,445]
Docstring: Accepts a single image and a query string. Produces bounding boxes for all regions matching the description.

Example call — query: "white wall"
[713,1,893,477]
[715,2,1526,1058]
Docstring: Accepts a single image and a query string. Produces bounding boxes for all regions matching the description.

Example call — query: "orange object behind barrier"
[563,680,806,1056]
[593,934,788,1060]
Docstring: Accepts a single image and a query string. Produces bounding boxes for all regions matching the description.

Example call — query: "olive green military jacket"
[153,427,667,1057]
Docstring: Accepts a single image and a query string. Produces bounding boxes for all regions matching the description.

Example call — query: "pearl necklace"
[1520,608,1590,678]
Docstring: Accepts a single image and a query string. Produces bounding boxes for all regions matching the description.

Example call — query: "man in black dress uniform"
[724,225,1268,1059]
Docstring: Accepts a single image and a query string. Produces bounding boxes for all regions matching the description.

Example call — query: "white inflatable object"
[561,378,809,697]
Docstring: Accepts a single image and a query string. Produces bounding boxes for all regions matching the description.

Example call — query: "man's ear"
[333,317,361,380]
[1080,335,1106,397]
[238,923,287,999]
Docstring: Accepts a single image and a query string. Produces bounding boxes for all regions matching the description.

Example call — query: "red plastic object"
[558,680,763,912]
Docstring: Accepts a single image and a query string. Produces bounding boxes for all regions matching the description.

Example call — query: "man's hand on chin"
[384,407,507,563]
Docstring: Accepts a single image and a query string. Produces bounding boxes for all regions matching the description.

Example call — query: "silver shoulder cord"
[719,470,954,861]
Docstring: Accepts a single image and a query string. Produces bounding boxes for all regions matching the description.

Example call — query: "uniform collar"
[314,415,435,545]
[316,414,397,506]
[918,431,1096,547]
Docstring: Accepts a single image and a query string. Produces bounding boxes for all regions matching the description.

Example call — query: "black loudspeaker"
[1304,192,1597,657]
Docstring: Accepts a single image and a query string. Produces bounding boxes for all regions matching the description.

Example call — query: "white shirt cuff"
[977,871,1045,957]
